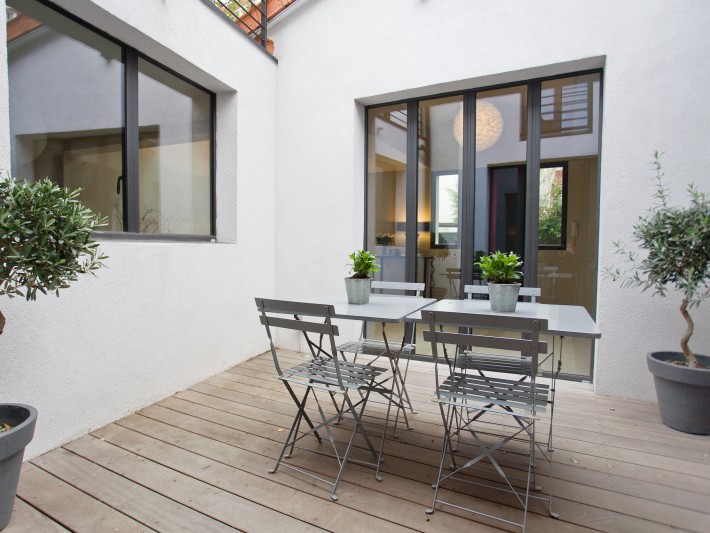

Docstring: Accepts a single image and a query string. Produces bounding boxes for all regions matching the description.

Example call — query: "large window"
[365,71,602,381]
[6,0,215,237]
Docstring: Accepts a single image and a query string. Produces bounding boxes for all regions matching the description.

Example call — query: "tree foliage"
[604,152,710,366]
[0,178,107,332]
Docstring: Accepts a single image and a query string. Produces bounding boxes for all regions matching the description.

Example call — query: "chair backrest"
[422,308,547,373]
[255,298,344,386]
[371,280,424,297]
[463,284,541,303]
[421,309,548,396]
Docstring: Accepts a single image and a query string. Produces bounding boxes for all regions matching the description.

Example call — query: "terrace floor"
[6,351,710,532]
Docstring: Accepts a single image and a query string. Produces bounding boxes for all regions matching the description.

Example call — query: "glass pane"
[138,58,212,235]
[366,104,408,282]
[418,96,463,300]
[474,86,528,280]
[7,0,124,231]
[538,72,601,379]
[538,164,567,249]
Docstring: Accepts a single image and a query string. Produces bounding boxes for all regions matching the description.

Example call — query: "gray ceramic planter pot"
[646,352,710,435]
[488,282,521,312]
[0,404,38,530]
[345,277,371,304]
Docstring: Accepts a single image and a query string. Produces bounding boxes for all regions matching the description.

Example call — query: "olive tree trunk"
[680,297,700,368]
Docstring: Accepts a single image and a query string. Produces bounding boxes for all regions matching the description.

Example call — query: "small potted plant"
[345,250,379,304]
[0,177,107,529]
[475,250,523,312]
[605,152,710,434]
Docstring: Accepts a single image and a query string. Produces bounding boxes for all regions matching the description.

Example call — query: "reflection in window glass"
[7,0,124,231]
[418,96,463,301]
[538,165,567,249]
[474,86,527,263]
[138,59,212,235]
[366,104,408,282]
[431,172,459,247]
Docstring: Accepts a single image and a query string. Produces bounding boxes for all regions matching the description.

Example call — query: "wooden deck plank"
[60,434,323,533]
[232,356,710,446]
[2,498,69,533]
[17,463,155,532]
[31,447,239,533]
[6,349,708,533]
[90,422,427,533]
[192,375,710,481]
[106,413,507,532]
[144,391,696,532]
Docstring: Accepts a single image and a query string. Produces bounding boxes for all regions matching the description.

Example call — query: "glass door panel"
[537,72,601,379]
[474,86,528,277]
[418,96,463,300]
[366,104,408,283]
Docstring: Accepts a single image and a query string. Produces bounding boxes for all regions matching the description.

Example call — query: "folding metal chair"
[461,284,562,453]
[336,280,425,432]
[423,309,555,531]
[255,298,388,500]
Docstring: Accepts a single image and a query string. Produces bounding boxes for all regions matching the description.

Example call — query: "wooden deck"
[6,351,710,532]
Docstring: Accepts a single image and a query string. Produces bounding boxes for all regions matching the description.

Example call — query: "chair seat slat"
[337,340,415,357]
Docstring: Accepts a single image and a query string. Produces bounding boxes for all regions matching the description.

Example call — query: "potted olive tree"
[0,178,106,529]
[475,251,523,312]
[605,152,710,434]
[345,250,379,304]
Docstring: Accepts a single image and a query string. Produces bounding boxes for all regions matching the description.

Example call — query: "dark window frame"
[8,0,217,240]
[364,68,601,285]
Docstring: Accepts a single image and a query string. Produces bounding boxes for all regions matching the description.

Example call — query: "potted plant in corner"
[345,250,379,304]
[0,177,106,530]
[476,250,523,312]
[605,152,710,434]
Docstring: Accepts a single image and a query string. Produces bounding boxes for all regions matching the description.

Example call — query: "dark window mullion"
[459,92,476,296]
[123,48,139,233]
[524,81,541,285]
[405,101,418,282]
[210,93,217,237]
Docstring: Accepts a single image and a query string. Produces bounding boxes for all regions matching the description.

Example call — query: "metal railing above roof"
[210,0,269,51]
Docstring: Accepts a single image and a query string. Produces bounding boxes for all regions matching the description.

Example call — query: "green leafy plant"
[476,251,523,284]
[0,178,108,334]
[604,152,710,368]
[347,250,380,279]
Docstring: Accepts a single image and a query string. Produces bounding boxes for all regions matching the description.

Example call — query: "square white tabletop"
[407,299,601,339]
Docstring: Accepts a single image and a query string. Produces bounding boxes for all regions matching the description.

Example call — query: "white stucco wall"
[1,0,277,458]
[269,0,710,400]
[0,7,10,172]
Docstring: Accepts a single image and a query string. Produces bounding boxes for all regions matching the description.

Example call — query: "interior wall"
[270,0,710,401]
[0,0,278,458]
